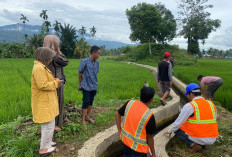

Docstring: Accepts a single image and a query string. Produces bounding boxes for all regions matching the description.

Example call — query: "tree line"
[0,0,224,58]
[0,10,98,58]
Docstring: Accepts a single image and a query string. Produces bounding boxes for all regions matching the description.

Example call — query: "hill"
[0,24,134,49]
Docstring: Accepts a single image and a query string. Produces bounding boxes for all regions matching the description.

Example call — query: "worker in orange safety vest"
[164,83,219,152]
[115,86,157,157]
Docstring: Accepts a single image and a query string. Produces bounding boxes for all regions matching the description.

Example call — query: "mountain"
[0,24,135,49]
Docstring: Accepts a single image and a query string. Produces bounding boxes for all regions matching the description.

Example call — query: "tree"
[20,14,29,43]
[58,24,78,57]
[79,26,86,39]
[90,26,96,37]
[178,0,221,54]
[90,26,97,43]
[40,10,48,21]
[27,34,43,50]
[155,3,177,44]
[40,10,50,35]
[126,3,176,55]
[74,39,91,58]
[43,21,51,34]
[53,20,61,36]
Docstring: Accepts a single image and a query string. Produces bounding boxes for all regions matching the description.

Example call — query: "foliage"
[110,43,197,66]
[90,26,96,37]
[26,34,43,50]
[58,24,78,57]
[0,43,26,58]
[79,26,86,39]
[178,0,221,54]
[53,20,61,36]
[40,10,51,35]
[20,14,29,43]
[74,39,91,58]
[126,2,176,44]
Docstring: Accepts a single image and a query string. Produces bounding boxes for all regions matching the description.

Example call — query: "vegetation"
[0,59,159,124]
[108,43,197,66]
[126,2,176,55]
[0,58,161,156]
[20,14,29,43]
[178,0,221,54]
[174,59,232,111]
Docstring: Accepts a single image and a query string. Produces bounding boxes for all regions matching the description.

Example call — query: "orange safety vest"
[180,98,219,138]
[120,100,154,153]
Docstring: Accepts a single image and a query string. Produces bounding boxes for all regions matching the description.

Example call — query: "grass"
[166,104,232,157]
[0,58,160,156]
[0,58,159,124]
[174,59,232,111]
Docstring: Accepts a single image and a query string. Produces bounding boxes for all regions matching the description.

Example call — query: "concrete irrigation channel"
[78,62,189,157]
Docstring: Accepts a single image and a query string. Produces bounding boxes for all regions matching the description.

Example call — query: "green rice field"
[174,59,232,111]
[0,58,157,124]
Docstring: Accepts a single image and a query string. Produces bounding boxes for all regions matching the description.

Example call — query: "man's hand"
[170,81,172,86]
[163,132,171,137]
[78,84,82,91]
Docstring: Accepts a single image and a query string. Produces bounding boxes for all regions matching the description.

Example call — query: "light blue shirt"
[78,57,99,91]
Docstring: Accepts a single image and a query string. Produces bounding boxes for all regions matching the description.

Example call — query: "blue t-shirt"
[78,57,99,91]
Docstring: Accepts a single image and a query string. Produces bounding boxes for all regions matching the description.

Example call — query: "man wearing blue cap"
[163,83,219,152]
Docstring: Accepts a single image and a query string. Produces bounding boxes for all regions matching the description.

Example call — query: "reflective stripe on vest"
[121,100,152,150]
[131,108,152,150]
[187,100,216,124]
[122,100,135,128]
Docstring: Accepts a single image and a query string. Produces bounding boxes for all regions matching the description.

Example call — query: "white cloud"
[0,0,231,50]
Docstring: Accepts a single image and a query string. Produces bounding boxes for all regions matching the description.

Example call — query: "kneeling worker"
[164,83,219,152]
[116,86,156,157]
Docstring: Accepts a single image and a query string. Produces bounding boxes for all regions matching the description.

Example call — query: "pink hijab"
[43,35,60,53]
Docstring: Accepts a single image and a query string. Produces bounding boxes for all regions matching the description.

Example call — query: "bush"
[117,43,197,66]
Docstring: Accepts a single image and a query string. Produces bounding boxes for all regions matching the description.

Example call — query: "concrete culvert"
[78,63,186,157]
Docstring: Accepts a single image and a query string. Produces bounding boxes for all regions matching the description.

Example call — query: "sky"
[0,0,231,50]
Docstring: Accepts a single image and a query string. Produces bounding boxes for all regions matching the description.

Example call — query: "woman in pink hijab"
[43,35,71,131]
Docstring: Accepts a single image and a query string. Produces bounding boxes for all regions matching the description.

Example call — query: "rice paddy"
[173,59,232,111]
[0,58,157,124]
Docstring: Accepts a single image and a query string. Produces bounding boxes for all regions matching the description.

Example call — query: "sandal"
[39,146,56,157]
[85,118,95,124]
[54,126,61,132]
[64,117,72,123]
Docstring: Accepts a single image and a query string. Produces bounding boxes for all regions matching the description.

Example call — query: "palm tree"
[44,21,51,34]
[40,10,48,21]
[53,20,60,36]
[90,26,96,37]
[90,26,96,43]
[79,26,86,39]
[27,34,43,50]
[59,23,78,57]
[20,14,29,43]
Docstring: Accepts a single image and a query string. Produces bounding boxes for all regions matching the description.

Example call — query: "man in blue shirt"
[78,46,100,130]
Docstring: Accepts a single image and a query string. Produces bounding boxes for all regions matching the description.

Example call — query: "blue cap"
[185,83,200,95]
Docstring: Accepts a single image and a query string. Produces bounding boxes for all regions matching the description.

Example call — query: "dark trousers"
[175,129,195,148]
[123,144,147,157]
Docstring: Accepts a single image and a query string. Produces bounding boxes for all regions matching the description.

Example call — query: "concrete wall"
[78,62,182,157]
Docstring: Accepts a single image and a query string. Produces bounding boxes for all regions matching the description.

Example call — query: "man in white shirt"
[164,83,219,152]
